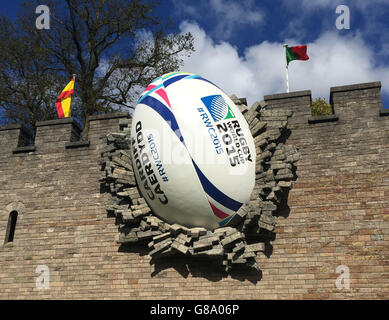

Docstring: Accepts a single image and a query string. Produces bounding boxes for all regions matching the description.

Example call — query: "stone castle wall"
[0,81,388,299]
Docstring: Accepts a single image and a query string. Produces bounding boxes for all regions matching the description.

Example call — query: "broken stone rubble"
[99,96,299,272]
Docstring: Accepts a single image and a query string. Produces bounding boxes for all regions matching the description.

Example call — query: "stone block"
[149,239,173,256]
[232,241,245,253]
[251,121,267,137]
[169,224,183,235]
[175,233,192,245]
[171,241,190,255]
[259,201,277,211]
[241,251,257,259]
[220,231,244,248]
[245,242,265,253]
[231,257,247,264]
[275,172,294,180]
[193,241,213,252]
[139,220,151,231]
[270,162,291,170]
[258,221,275,231]
[136,230,161,240]
[152,232,171,244]
[118,232,138,243]
[278,181,293,188]
[197,246,224,257]
[214,226,236,237]
[189,227,207,238]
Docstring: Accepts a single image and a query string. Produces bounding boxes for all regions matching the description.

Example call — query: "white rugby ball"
[130,72,256,230]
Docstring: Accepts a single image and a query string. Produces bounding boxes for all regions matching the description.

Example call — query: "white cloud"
[209,0,264,39]
[284,0,389,10]
[288,32,389,99]
[178,21,257,102]
[179,21,389,106]
[209,0,263,25]
[172,0,264,39]
[280,0,389,53]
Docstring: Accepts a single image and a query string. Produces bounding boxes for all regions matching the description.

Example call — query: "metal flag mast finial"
[283,44,290,93]
[72,74,77,93]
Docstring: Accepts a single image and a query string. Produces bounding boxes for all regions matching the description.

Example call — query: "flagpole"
[283,44,290,93]
[72,74,76,118]
[286,65,290,93]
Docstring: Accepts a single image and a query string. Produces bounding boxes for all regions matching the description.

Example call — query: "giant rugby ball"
[131,72,256,230]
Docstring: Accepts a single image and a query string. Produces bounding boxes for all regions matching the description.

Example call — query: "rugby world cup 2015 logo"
[201,95,236,122]
[200,95,253,167]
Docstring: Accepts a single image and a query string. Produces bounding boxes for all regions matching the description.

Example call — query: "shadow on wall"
[117,176,295,285]
[118,242,263,284]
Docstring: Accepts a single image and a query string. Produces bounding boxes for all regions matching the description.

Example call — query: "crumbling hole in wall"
[99,97,300,279]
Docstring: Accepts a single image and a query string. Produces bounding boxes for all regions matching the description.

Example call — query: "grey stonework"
[1,81,388,299]
[99,95,300,272]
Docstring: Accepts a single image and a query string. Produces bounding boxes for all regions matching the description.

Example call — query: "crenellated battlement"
[264,81,386,126]
[0,123,33,153]
[1,82,386,157]
[263,81,389,179]
[0,112,130,155]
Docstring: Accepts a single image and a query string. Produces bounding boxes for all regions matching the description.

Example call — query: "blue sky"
[162,0,389,108]
[1,0,388,108]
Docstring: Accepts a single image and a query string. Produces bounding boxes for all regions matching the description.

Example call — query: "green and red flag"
[285,45,309,65]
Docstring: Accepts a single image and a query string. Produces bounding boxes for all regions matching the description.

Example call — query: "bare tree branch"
[0,0,194,137]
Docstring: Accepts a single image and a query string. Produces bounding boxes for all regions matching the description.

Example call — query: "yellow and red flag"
[56,77,75,118]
